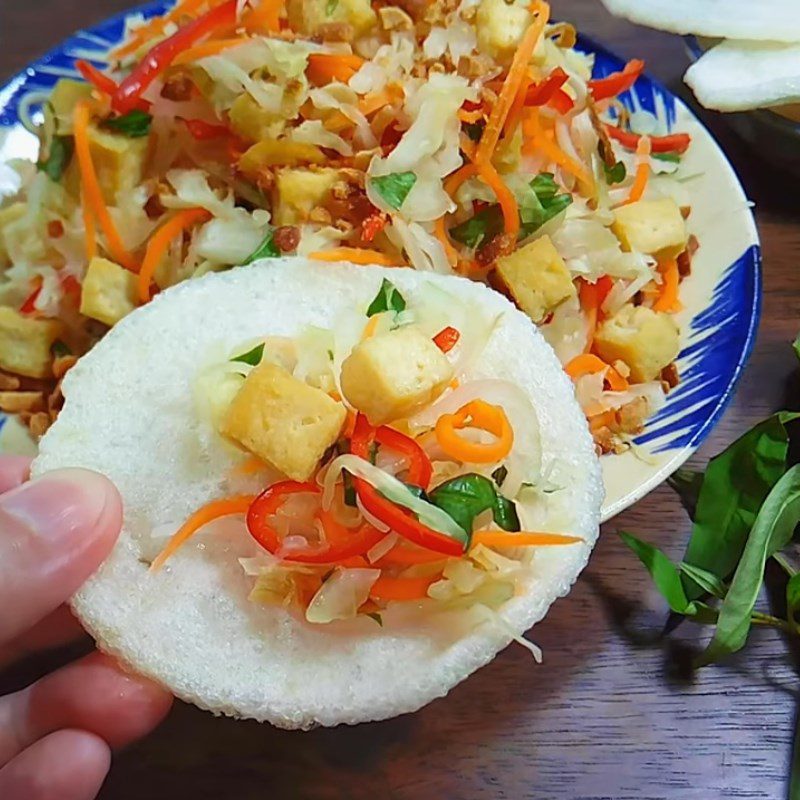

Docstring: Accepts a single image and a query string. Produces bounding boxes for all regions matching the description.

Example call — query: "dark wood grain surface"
[2,1,800,798]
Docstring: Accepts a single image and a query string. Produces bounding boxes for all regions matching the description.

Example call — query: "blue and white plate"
[0,3,761,520]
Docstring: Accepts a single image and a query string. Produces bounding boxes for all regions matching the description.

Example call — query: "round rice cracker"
[33,259,603,729]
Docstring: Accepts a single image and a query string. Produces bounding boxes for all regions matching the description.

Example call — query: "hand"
[0,457,173,800]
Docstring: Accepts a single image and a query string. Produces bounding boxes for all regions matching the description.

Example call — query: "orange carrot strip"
[369,573,440,601]
[150,494,255,571]
[476,1,550,166]
[359,85,403,116]
[173,37,245,64]
[113,0,208,60]
[444,163,479,196]
[433,216,460,266]
[523,108,593,192]
[375,545,449,568]
[653,258,682,313]
[623,136,651,205]
[503,68,535,140]
[309,248,402,267]
[564,353,629,392]
[73,101,136,270]
[243,0,284,33]
[475,159,520,239]
[472,530,582,548]
[80,189,97,261]
[307,53,365,85]
[138,207,211,303]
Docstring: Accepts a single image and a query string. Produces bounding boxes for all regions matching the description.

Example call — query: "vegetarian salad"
[150,276,579,635]
[0,0,695,453]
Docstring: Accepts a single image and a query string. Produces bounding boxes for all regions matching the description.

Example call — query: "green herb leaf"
[787,572,800,628]
[449,172,572,249]
[696,464,800,666]
[241,230,280,264]
[681,412,800,599]
[653,152,681,163]
[492,465,508,487]
[429,473,520,537]
[102,109,153,138]
[37,136,74,182]
[604,160,627,185]
[231,343,264,366]
[371,171,417,210]
[668,467,704,521]
[678,562,728,600]
[366,278,406,317]
[366,611,383,626]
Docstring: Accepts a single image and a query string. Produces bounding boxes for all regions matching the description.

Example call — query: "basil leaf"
[241,230,279,264]
[371,171,417,210]
[653,152,681,163]
[342,471,357,507]
[604,160,627,185]
[38,136,73,182]
[678,562,727,600]
[787,572,800,627]
[449,207,502,249]
[682,412,800,599]
[231,343,264,366]
[429,473,519,536]
[696,464,800,666]
[102,109,153,138]
[492,465,508,487]
[366,278,406,316]
[668,467,704,521]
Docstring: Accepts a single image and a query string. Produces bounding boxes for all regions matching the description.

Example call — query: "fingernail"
[0,468,114,544]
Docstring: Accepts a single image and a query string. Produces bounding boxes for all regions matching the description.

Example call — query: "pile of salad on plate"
[0,0,696,454]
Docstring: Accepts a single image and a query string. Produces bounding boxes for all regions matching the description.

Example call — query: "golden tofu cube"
[0,203,26,266]
[493,235,576,323]
[229,93,286,143]
[65,124,148,205]
[594,304,680,383]
[273,168,341,225]
[48,79,94,134]
[476,0,532,63]
[79,256,139,327]
[0,306,62,379]
[238,139,326,179]
[612,198,688,261]
[220,362,346,481]
[341,326,454,425]
[287,0,377,37]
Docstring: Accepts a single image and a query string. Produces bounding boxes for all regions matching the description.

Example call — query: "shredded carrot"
[623,135,651,205]
[434,216,460,266]
[435,400,514,464]
[112,0,208,60]
[309,248,402,267]
[342,410,357,439]
[564,353,629,392]
[653,258,682,313]
[150,494,255,571]
[476,1,550,166]
[361,315,380,341]
[376,544,449,568]
[369,573,440,601]
[444,163,479,197]
[173,37,245,65]
[73,101,136,270]
[138,207,211,303]
[243,0,284,33]
[307,53,365,85]
[359,85,403,116]
[475,159,519,239]
[472,530,582,548]
[80,189,97,261]
[503,68,535,140]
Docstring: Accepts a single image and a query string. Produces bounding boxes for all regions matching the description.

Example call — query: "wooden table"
[2,1,799,797]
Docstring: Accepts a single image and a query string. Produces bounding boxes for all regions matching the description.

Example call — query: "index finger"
[0,457,32,495]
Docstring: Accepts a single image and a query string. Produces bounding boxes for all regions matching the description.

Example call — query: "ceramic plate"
[0,3,761,520]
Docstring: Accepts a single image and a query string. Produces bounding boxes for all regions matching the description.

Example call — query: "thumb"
[0,469,122,644]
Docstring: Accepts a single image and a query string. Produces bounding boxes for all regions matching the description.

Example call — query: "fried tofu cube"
[220,362,346,481]
[341,326,454,425]
[0,203,26,266]
[238,140,326,179]
[48,79,93,134]
[612,198,688,261]
[594,304,680,383]
[493,235,576,323]
[287,0,377,37]
[0,306,62,379]
[476,0,532,63]
[65,124,148,205]
[79,257,139,327]
[273,168,341,225]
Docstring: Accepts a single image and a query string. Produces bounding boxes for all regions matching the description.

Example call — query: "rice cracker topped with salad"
[1,0,694,455]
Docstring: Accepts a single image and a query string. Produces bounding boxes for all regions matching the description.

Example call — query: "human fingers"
[0,457,32,494]
[0,606,87,669]
[0,469,122,644]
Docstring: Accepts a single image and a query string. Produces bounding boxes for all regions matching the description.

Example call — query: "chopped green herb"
[241,230,280,264]
[38,136,74,182]
[366,612,383,626]
[102,109,153,138]
[371,171,417,210]
[667,467,704,521]
[491,465,508,487]
[428,474,520,538]
[678,562,728,600]
[653,152,681,164]
[604,160,627,185]
[51,340,72,357]
[230,343,264,366]
[366,278,406,317]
